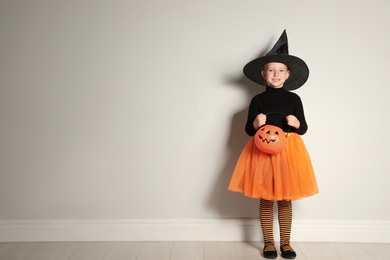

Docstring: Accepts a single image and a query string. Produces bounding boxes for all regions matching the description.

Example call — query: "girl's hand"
[286,115,300,129]
[253,113,266,130]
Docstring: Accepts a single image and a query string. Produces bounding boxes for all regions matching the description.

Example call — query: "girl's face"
[261,62,290,88]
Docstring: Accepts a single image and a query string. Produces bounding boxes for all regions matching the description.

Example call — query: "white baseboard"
[0,219,389,243]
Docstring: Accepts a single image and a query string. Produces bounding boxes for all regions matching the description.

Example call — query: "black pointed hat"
[243,30,309,90]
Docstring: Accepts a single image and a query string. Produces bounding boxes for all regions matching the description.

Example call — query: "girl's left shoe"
[280,244,296,259]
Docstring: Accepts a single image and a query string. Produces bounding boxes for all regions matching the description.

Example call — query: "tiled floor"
[0,241,389,260]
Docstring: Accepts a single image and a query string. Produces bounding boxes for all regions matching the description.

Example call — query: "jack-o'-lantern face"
[254,125,287,154]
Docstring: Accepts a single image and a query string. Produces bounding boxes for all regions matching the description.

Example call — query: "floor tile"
[358,243,390,260]
[327,242,375,260]
[204,241,238,260]
[36,242,83,260]
[0,242,47,260]
[170,242,204,260]
[102,241,143,260]
[234,241,262,260]
[296,242,340,260]
[0,243,20,259]
[70,241,113,260]
[136,241,173,260]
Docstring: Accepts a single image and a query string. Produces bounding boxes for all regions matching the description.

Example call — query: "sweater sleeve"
[293,95,308,135]
[245,96,260,136]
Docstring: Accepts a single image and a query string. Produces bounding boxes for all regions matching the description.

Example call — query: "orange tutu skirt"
[228,133,319,201]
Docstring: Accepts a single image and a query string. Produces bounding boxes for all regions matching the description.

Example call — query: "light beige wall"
[0,0,389,222]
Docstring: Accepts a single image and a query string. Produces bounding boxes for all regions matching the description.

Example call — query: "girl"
[228,30,319,259]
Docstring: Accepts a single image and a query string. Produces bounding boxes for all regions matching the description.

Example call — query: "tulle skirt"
[228,133,319,201]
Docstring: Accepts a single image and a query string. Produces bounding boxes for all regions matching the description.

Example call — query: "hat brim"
[243,54,309,90]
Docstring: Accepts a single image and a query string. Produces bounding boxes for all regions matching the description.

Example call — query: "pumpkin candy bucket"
[254,112,290,155]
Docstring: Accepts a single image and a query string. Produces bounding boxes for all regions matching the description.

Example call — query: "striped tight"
[259,199,293,251]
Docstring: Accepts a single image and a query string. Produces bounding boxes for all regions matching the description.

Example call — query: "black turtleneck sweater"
[245,87,308,136]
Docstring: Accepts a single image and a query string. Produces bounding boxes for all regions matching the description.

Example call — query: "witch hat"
[243,30,309,90]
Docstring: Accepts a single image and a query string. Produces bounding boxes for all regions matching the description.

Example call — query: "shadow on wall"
[207,74,265,220]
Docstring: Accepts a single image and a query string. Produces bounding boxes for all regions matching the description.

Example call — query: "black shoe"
[263,243,277,259]
[280,244,297,259]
